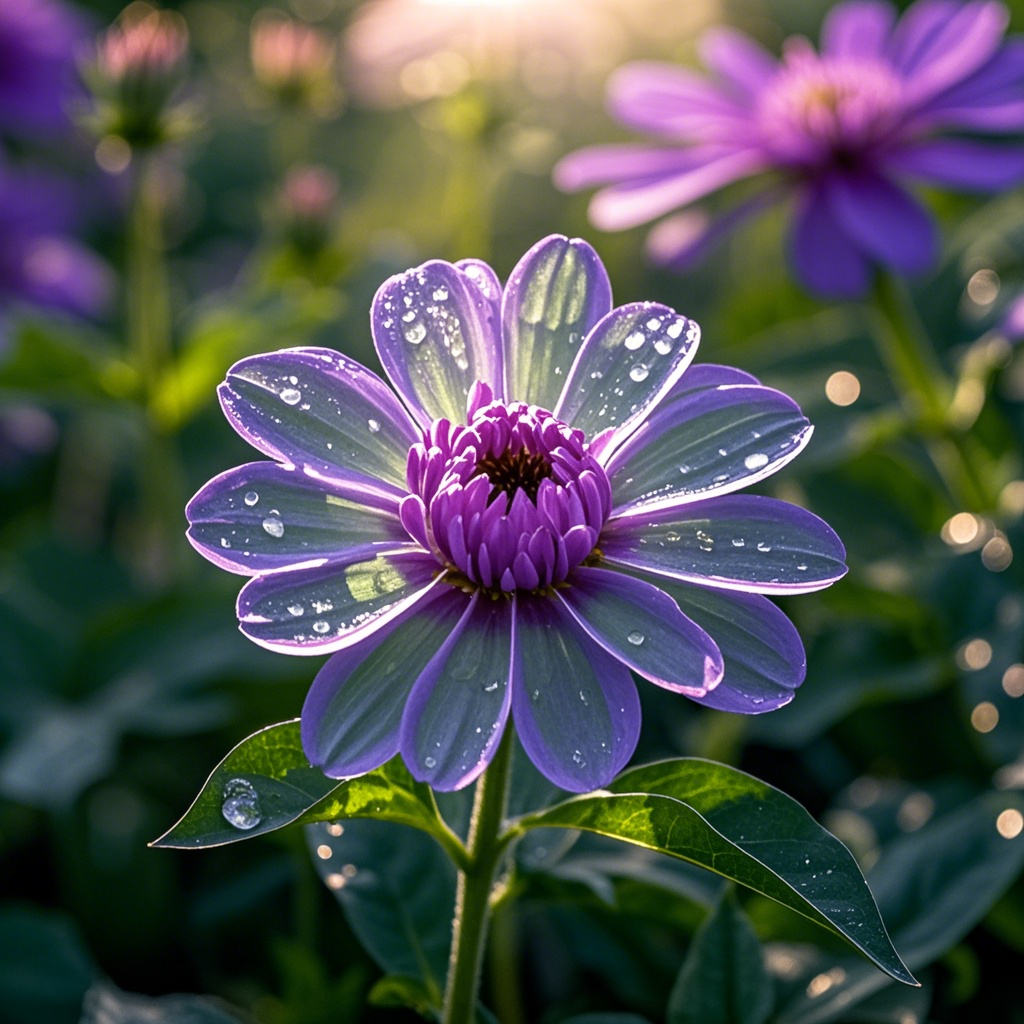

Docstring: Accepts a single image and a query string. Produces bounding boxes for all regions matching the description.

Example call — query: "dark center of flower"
[401,382,612,594]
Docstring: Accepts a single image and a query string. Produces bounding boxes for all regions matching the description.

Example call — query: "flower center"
[402,382,611,593]
[757,45,902,167]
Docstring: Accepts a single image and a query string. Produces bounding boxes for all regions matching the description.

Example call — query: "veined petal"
[789,186,871,299]
[670,363,761,393]
[238,550,443,654]
[601,494,847,594]
[372,260,500,428]
[455,258,503,348]
[218,348,420,498]
[555,302,700,447]
[888,139,1024,191]
[400,593,514,791]
[187,462,409,576]
[302,587,467,778]
[558,567,723,695]
[821,1,896,59]
[653,578,806,712]
[605,384,812,515]
[512,595,639,793]
[502,235,612,412]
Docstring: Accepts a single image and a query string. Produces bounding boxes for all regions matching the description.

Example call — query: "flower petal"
[218,348,420,499]
[652,579,806,712]
[555,302,700,446]
[888,138,1024,191]
[187,462,410,576]
[455,258,503,344]
[302,586,466,777]
[558,567,722,695]
[699,27,779,98]
[554,145,710,192]
[605,384,813,516]
[826,172,938,275]
[238,550,443,654]
[789,186,871,299]
[502,235,612,412]
[372,260,501,428]
[400,592,514,791]
[601,494,847,594]
[587,149,766,231]
[512,594,639,793]
[821,1,896,59]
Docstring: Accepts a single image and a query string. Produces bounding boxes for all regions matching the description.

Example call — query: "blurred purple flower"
[0,0,88,139]
[0,162,112,316]
[556,0,1024,298]
[1002,294,1024,343]
[187,236,845,792]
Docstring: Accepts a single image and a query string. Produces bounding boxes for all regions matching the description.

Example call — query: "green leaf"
[307,819,454,997]
[80,982,246,1023]
[151,721,464,864]
[514,759,914,986]
[368,975,439,1018]
[667,888,773,1024]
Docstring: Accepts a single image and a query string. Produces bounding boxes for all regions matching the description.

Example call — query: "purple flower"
[555,0,1024,298]
[187,236,846,792]
[0,0,88,139]
[0,161,111,316]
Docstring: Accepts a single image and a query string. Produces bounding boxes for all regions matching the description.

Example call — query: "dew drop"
[221,778,261,830]
[401,310,416,322]
[288,375,298,385]
[579,690,589,705]
[590,370,603,380]
[531,689,540,702]
[666,320,685,339]
[654,338,673,356]
[744,452,769,471]
[731,538,746,548]
[244,490,259,507]
[572,749,587,768]
[262,516,284,538]
[696,530,715,552]
[627,630,645,646]
[287,603,304,616]
[483,680,499,692]
[367,418,380,433]
[404,322,427,345]
[280,388,301,406]
[629,364,649,383]
[757,541,773,553]
[624,330,646,350]
[432,286,449,301]
[312,620,331,634]
[665,530,681,542]
[424,756,437,768]
[220,537,232,549]
[797,563,808,571]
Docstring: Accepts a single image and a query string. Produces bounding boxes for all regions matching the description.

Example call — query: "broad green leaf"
[514,759,914,985]
[368,975,438,1017]
[151,721,463,862]
[775,791,1024,1023]
[307,819,454,996]
[667,888,773,1024]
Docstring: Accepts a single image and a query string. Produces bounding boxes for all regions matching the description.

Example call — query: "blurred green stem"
[489,900,526,1024]
[870,274,996,512]
[442,730,515,1024]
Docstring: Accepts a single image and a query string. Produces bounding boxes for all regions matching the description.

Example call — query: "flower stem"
[870,273,997,512]
[442,729,515,1024]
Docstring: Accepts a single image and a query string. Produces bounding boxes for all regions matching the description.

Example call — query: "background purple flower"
[555,0,1024,298]
[0,0,89,139]
[187,235,845,793]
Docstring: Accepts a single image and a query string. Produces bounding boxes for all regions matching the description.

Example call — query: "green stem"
[870,273,996,512]
[442,729,515,1024]
[489,899,526,1024]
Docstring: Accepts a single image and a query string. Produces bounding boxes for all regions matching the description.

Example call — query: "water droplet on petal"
[404,322,427,344]
[531,689,540,702]
[221,778,262,830]
[312,620,331,634]
[432,286,449,301]
[579,690,589,705]
[666,320,685,339]
[287,603,304,616]
[744,452,769,471]
[572,749,587,768]
[624,330,646,350]
[401,309,416,322]
[665,530,681,542]
[483,680,499,692]
[424,756,437,768]
[629,364,649,382]
[757,541,773,553]
[367,418,380,433]
[654,338,673,356]
[244,491,259,506]
[731,538,746,548]
[627,630,645,646]
[280,388,302,406]
[220,537,232,549]
[262,516,284,538]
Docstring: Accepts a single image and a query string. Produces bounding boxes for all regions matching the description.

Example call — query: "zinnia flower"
[187,235,846,792]
[555,0,1024,298]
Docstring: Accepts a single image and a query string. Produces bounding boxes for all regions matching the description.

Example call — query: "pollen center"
[402,382,612,593]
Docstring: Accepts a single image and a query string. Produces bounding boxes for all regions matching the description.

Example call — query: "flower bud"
[250,13,338,114]
[279,165,339,253]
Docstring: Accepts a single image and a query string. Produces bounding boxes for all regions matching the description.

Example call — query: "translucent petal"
[372,260,500,428]
[605,384,812,515]
[558,567,722,695]
[555,302,701,447]
[187,462,409,576]
[219,348,420,498]
[238,550,444,654]
[512,595,639,793]
[302,587,467,777]
[654,578,806,712]
[502,235,611,411]
[400,594,513,791]
[601,494,847,594]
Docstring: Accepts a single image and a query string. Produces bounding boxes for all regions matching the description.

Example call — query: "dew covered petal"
[186,461,410,576]
[238,550,444,654]
[605,384,812,515]
[218,348,420,499]
[558,567,723,695]
[400,593,514,791]
[652,578,806,712]
[555,301,700,448]
[601,494,847,594]
[512,594,639,793]
[502,235,612,412]
[302,586,467,778]
[372,259,500,428]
